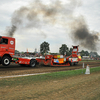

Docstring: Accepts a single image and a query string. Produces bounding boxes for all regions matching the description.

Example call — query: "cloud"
[0,0,100,54]
[75,0,100,31]
[0,0,29,30]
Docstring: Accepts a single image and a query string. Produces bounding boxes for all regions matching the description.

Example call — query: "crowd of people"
[15,52,41,57]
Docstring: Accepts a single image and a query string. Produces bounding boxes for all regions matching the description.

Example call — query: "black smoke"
[6,0,79,37]
[69,16,99,51]
[4,0,99,51]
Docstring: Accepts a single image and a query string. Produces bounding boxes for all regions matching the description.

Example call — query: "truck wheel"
[30,59,36,67]
[2,56,11,66]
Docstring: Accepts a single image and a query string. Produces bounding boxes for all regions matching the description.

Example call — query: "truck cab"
[0,36,15,66]
[71,46,79,57]
[68,45,81,65]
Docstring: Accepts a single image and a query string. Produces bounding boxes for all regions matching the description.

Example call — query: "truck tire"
[2,56,11,66]
[30,59,36,67]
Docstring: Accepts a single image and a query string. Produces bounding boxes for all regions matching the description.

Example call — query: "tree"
[15,50,20,54]
[85,51,89,56]
[80,50,89,57]
[59,44,69,55]
[80,50,85,57]
[69,48,73,55]
[40,41,50,55]
[89,51,99,57]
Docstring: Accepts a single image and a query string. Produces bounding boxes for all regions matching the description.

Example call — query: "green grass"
[80,60,100,62]
[0,66,100,87]
[90,66,100,72]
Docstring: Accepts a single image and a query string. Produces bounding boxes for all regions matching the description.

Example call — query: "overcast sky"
[0,0,100,54]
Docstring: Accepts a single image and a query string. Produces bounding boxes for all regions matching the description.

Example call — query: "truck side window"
[2,38,8,44]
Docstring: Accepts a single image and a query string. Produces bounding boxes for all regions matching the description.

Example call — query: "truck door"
[8,38,15,54]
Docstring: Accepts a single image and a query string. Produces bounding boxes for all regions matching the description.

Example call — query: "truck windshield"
[73,49,77,52]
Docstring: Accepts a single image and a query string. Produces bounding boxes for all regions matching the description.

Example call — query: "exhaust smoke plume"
[6,25,17,37]
[6,0,80,37]
[5,0,99,51]
[69,16,99,51]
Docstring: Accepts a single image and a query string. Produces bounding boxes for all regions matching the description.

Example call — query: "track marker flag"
[85,65,90,74]
[83,63,84,68]
[27,48,28,53]
[82,63,84,73]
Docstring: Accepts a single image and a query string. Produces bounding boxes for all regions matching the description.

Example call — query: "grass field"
[80,60,100,62]
[0,67,100,100]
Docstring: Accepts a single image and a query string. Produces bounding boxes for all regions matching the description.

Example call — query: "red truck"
[0,36,81,67]
[0,36,15,66]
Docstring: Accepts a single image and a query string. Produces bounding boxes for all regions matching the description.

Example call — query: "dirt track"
[0,68,100,100]
[0,61,100,76]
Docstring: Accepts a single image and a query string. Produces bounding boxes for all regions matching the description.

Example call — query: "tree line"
[40,41,100,57]
[15,41,100,57]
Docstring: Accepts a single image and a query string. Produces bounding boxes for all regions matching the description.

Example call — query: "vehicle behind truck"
[35,45,81,67]
[0,36,15,66]
[13,45,81,67]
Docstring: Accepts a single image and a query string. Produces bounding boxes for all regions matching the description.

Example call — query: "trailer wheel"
[74,62,78,65]
[2,56,11,66]
[70,62,74,66]
[30,59,36,67]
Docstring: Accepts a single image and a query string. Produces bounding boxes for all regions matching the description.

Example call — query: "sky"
[0,0,100,54]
